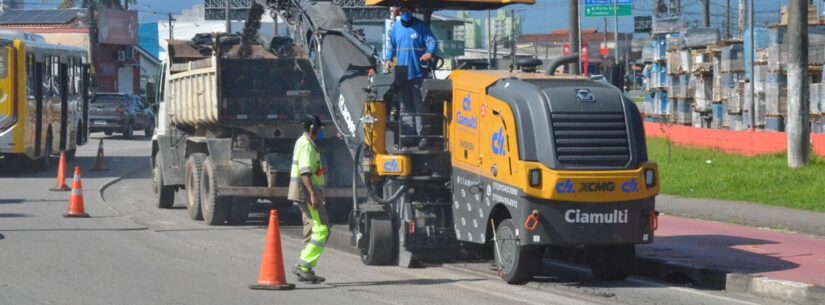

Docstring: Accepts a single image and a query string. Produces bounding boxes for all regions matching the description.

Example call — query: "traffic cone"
[50,152,70,191]
[249,209,295,290]
[89,139,108,172]
[63,166,89,218]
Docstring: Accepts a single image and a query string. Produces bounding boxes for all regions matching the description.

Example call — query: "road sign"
[584,0,632,17]
[634,16,652,33]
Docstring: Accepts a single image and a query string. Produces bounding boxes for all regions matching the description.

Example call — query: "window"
[26,53,34,99]
[43,56,52,97]
[51,57,60,97]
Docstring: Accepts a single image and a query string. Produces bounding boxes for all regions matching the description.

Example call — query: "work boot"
[291,265,325,283]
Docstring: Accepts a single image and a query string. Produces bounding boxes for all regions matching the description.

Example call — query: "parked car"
[89,93,155,138]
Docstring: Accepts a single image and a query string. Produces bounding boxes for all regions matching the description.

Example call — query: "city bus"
[0,32,90,170]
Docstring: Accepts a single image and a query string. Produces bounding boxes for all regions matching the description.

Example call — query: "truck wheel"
[153,154,175,209]
[360,216,393,265]
[588,245,634,281]
[201,156,229,226]
[226,198,250,225]
[494,219,544,284]
[64,149,76,161]
[185,153,206,220]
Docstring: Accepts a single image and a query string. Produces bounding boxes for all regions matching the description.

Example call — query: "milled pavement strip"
[96,164,151,217]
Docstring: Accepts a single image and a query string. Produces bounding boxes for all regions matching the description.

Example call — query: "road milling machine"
[258,0,660,283]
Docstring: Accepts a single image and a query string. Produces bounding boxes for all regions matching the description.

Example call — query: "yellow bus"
[0,33,90,170]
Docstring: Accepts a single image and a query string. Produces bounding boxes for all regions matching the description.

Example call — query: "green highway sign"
[584,4,632,17]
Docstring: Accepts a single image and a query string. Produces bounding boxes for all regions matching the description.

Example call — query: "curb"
[635,257,825,305]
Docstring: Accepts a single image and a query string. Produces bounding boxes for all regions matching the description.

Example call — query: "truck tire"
[360,216,393,265]
[153,154,175,209]
[227,198,250,225]
[201,156,229,226]
[33,133,53,171]
[185,153,206,220]
[494,219,544,284]
[144,123,154,138]
[588,245,634,281]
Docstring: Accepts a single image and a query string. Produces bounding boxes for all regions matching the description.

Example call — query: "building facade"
[0,8,141,94]
[456,10,523,50]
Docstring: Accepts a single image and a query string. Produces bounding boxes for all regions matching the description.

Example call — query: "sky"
[28,0,807,34]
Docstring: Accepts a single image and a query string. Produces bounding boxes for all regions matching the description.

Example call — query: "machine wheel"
[360,216,393,265]
[33,133,52,171]
[153,154,175,209]
[122,121,134,139]
[144,123,155,138]
[588,245,634,281]
[104,130,113,136]
[201,156,229,226]
[185,153,206,220]
[494,219,544,284]
[394,186,420,268]
[226,198,251,225]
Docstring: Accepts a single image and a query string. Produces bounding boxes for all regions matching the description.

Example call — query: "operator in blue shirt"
[384,3,438,148]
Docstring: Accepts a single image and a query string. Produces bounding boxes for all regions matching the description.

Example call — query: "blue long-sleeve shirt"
[385,17,438,80]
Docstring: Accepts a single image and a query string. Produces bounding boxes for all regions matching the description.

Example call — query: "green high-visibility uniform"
[287,134,329,272]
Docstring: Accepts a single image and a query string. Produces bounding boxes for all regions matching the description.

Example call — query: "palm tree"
[57,0,137,9]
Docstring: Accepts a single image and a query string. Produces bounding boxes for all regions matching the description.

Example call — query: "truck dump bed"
[166,36,322,129]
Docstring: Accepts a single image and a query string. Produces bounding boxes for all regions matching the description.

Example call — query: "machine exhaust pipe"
[545,53,580,76]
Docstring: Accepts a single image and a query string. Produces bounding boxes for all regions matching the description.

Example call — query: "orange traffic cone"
[50,152,70,191]
[63,166,89,218]
[249,210,295,290]
[89,139,108,172]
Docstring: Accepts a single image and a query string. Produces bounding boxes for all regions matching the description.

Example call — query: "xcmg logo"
[555,179,617,194]
[555,179,575,194]
[621,179,640,193]
[456,94,478,130]
[491,127,505,156]
[383,159,400,173]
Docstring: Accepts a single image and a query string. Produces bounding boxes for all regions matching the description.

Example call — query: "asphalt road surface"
[0,136,792,305]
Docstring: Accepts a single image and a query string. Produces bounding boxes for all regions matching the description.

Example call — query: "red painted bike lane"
[637,215,825,286]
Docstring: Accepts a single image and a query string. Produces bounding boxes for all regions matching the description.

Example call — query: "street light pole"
[613,0,619,66]
[225,0,232,34]
[569,0,579,75]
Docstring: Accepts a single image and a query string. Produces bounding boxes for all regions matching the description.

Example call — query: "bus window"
[0,47,7,79]
[52,57,60,96]
[26,53,34,99]
[43,56,51,97]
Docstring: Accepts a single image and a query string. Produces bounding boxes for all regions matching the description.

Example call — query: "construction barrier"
[249,210,295,290]
[644,122,825,157]
[63,166,89,218]
[50,152,70,192]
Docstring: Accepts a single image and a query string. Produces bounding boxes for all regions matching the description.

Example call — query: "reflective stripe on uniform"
[309,239,325,249]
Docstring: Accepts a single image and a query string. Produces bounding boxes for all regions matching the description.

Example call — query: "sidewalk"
[636,195,825,304]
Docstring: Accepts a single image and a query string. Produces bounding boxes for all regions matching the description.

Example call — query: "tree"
[56,0,137,9]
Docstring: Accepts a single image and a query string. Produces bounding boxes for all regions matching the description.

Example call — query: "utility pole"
[569,0,580,75]
[225,0,232,34]
[510,9,515,71]
[487,10,492,69]
[168,13,175,40]
[613,0,619,65]
[88,2,97,76]
[749,0,755,130]
[654,0,661,15]
[739,0,746,38]
[703,0,710,27]
[726,0,731,38]
[787,0,810,167]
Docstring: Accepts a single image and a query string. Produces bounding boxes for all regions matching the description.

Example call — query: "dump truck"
[150,15,354,225]
[258,0,660,283]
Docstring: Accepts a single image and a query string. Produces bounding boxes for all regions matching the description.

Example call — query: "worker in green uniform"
[288,114,329,283]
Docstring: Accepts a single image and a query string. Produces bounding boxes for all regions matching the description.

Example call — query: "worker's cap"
[302,114,325,128]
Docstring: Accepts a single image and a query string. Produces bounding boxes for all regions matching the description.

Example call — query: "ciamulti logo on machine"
[383,159,400,172]
[575,88,595,102]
